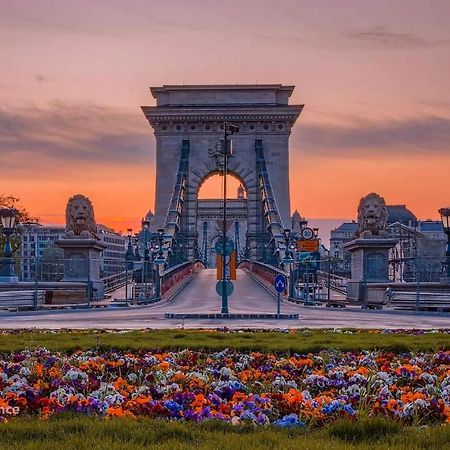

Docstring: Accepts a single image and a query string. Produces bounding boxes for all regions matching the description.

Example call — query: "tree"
[0,195,40,257]
[0,195,39,224]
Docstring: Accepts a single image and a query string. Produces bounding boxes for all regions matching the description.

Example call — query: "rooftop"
[386,205,417,224]
[334,222,358,232]
[149,84,297,107]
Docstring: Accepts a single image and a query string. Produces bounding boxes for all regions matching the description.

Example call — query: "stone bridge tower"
[142,85,303,261]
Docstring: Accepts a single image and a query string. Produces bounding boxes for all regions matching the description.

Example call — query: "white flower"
[302,390,312,401]
[127,373,138,383]
[64,369,87,381]
[219,367,232,378]
[20,367,31,377]
[231,416,241,426]
[420,373,436,385]
[346,384,361,396]
[286,380,298,389]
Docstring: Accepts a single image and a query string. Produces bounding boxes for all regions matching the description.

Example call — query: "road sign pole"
[274,274,286,317]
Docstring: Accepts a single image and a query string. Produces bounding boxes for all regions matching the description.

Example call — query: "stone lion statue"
[65,194,98,239]
[355,192,389,238]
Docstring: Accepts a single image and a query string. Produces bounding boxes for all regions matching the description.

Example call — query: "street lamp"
[282,229,294,265]
[439,207,450,283]
[0,208,19,282]
[281,229,294,299]
[124,228,134,301]
[142,219,150,300]
[153,228,166,300]
[220,122,239,315]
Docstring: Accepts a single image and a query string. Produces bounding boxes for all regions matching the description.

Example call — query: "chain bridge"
[140,85,305,306]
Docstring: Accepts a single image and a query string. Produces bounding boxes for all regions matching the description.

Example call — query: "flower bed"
[0,346,449,426]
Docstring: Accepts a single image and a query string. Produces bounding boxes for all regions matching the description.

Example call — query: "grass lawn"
[0,415,447,450]
[0,328,448,353]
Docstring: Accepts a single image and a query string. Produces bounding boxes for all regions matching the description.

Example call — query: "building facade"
[20,225,65,281]
[329,205,446,281]
[97,225,127,278]
[19,224,126,281]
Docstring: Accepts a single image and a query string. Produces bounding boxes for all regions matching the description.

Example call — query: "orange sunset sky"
[1,0,449,239]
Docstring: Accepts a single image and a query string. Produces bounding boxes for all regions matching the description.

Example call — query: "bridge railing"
[160,259,205,298]
[238,259,289,298]
[102,270,133,294]
[316,270,348,295]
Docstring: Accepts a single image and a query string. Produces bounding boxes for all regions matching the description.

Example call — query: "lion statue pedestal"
[344,193,397,308]
[56,195,107,300]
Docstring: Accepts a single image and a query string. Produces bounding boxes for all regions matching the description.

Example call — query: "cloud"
[0,101,153,171]
[35,74,49,83]
[296,116,450,157]
[346,26,450,49]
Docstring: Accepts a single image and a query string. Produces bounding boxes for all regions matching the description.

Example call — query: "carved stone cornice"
[141,105,303,129]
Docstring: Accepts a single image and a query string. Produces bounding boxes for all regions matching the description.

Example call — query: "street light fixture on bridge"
[153,228,166,300]
[124,228,135,301]
[0,208,19,282]
[142,219,150,300]
[220,122,239,315]
[439,207,450,283]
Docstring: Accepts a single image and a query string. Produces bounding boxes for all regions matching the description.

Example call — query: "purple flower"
[164,400,183,414]
[273,414,305,428]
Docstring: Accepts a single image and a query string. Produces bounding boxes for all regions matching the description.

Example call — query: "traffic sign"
[298,251,314,261]
[217,251,237,280]
[301,227,315,240]
[297,239,319,252]
[274,274,287,293]
[215,237,234,256]
[216,280,234,296]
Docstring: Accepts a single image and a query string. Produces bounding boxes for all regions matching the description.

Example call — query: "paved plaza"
[0,270,448,330]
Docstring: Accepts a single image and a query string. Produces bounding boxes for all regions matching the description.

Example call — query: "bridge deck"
[167,269,277,314]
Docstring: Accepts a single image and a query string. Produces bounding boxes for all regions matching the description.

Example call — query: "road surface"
[0,270,448,329]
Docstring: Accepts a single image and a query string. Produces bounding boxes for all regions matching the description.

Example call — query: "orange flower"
[232,392,247,403]
[192,393,206,408]
[283,388,303,405]
[49,367,61,378]
[171,372,185,383]
[356,367,369,375]
[240,370,250,382]
[387,399,398,411]
[134,395,152,405]
[35,363,44,377]
[158,361,170,371]
[113,376,128,390]
[107,406,135,418]
[443,405,450,423]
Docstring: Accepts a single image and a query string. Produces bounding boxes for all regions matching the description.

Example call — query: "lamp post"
[220,122,239,314]
[125,228,134,301]
[327,254,332,307]
[439,207,450,283]
[282,228,295,299]
[153,228,166,301]
[149,242,157,299]
[142,219,150,300]
[0,208,19,282]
